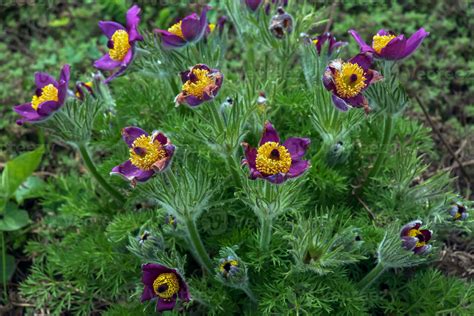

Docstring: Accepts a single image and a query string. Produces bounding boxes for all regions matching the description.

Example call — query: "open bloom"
[175,64,223,107]
[94,5,143,82]
[312,32,347,55]
[14,64,70,125]
[155,6,209,49]
[323,53,382,112]
[111,127,175,185]
[449,203,468,221]
[141,263,190,312]
[400,220,432,255]
[242,122,310,184]
[348,28,429,60]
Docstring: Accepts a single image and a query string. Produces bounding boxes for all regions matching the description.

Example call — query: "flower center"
[333,62,367,99]
[372,34,396,54]
[220,259,238,273]
[168,21,184,39]
[182,68,216,99]
[31,84,58,111]
[256,142,292,175]
[208,23,216,33]
[129,135,166,170]
[152,273,180,299]
[109,30,131,61]
[312,39,318,45]
[407,228,426,248]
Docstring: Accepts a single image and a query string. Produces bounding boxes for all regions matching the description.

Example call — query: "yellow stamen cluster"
[168,21,185,39]
[333,62,367,99]
[256,142,292,175]
[219,259,238,273]
[372,34,396,54]
[129,135,166,170]
[407,228,426,248]
[208,23,216,33]
[109,30,131,61]
[153,273,180,299]
[312,39,318,45]
[31,84,58,111]
[454,212,462,220]
[182,68,215,99]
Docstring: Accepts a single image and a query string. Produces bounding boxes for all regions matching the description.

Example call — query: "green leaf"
[0,203,30,231]
[1,146,44,211]
[0,253,15,284]
[14,176,46,204]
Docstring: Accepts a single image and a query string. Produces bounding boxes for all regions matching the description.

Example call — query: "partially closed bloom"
[175,64,223,107]
[94,5,143,82]
[141,263,190,312]
[400,220,432,255]
[242,122,310,184]
[312,32,347,56]
[449,203,468,221]
[111,127,175,185]
[323,53,382,112]
[75,81,94,100]
[14,64,70,125]
[269,7,293,39]
[219,256,240,278]
[155,6,209,49]
[348,28,429,60]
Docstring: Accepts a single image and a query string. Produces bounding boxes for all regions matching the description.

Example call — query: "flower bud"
[269,7,293,39]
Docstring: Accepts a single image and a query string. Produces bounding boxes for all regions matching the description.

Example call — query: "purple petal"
[13,103,42,123]
[259,121,280,145]
[242,142,257,170]
[153,132,169,146]
[59,64,70,85]
[265,173,286,184]
[35,72,58,89]
[245,0,263,11]
[283,138,310,160]
[156,298,177,312]
[121,127,148,147]
[140,286,155,302]
[461,212,469,220]
[345,94,367,108]
[348,53,373,71]
[419,229,432,243]
[181,6,209,42]
[376,29,390,36]
[126,5,143,42]
[287,160,310,178]
[400,220,422,237]
[414,244,431,255]
[155,30,188,48]
[57,81,68,105]
[141,263,173,285]
[399,28,429,59]
[36,100,60,116]
[94,53,122,71]
[98,21,126,39]
[178,279,190,301]
[331,95,350,111]
[110,160,154,183]
[348,29,374,53]
[378,35,406,60]
[183,94,205,107]
[401,236,418,251]
[449,206,458,217]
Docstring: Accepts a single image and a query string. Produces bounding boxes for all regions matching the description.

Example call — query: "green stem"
[225,151,243,187]
[184,217,213,273]
[259,216,273,252]
[1,232,7,303]
[241,285,257,303]
[210,102,226,134]
[357,261,386,291]
[367,114,393,180]
[77,143,125,204]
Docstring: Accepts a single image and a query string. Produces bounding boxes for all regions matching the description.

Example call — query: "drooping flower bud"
[269,7,293,39]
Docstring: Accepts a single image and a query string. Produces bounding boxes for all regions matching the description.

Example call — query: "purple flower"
[94,5,143,82]
[348,28,429,60]
[219,256,240,278]
[269,7,293,39]
[244,0,263,11]
[154,6,209,49]
[75,81,94,100]
[312,32,347,55]
[449,203,469,221]
[323,52,382,112]
[111,127,175,186]
[14,64,70,125]
[141,263,190,312]
[175,64,223,107]
[400,220,432,255]
[242,121,311,184]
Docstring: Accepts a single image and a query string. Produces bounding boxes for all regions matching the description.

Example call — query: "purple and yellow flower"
[449,203,468,221]
[75,81,94,100]
[269,7,293,39]
[14,64,70,125]
[312,32,347,55]
[175,64,223,107]
[400,220,432,255]
[141,263,190,312]
[323,53,382,112]
[111,127,175,185]
[348,28,429,60]
[219,256,240,278]
[94,5,143,82]
[155,6,209,49]
[242,122,310,184]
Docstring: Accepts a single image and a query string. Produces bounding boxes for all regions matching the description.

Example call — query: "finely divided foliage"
[7,1,472,315]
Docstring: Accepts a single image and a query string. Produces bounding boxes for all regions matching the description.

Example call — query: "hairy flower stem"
[367,114,393,180]
[77,143,125,204]
[184,217,213,273]
[259,216,273,252]
[225,152,243,188]
[357,261,386,291]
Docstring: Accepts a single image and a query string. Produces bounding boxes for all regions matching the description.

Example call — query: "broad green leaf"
[14,176,46,204]
[0,253,15,284]
[0,203,30,231]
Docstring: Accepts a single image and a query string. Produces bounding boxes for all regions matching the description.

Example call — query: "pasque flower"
[449,203,468,221]
[400,220,432,255]
[244,0,263,11]
[348,28,429,60]
[155,6,209,49]
[269,7,293,39]
[141,263,190,312]
[175,64,223,107]
[219,256,240,278]
[94,5,143,82]
[323,52,382,112]
[75,81,94,100]
[242,122,310,184]
[14,64,70,125]
[111,127,175,185]
[312,32,347,55]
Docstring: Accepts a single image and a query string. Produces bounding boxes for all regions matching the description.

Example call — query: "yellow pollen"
[129,135,166,170]
[407,228,426,248]
[219,259,238,273]
[209,23,216,33]
[182,68,216,99]
[372,34,396,54]
[109,30,131,61]
[168,21,185,39]
[256,142,292,175]
[333,62,367,99]
[75,81,93,98]
[454,212,461,220]
[31,84,58,111]
[312,39,318,45]
[152,273,180,299]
